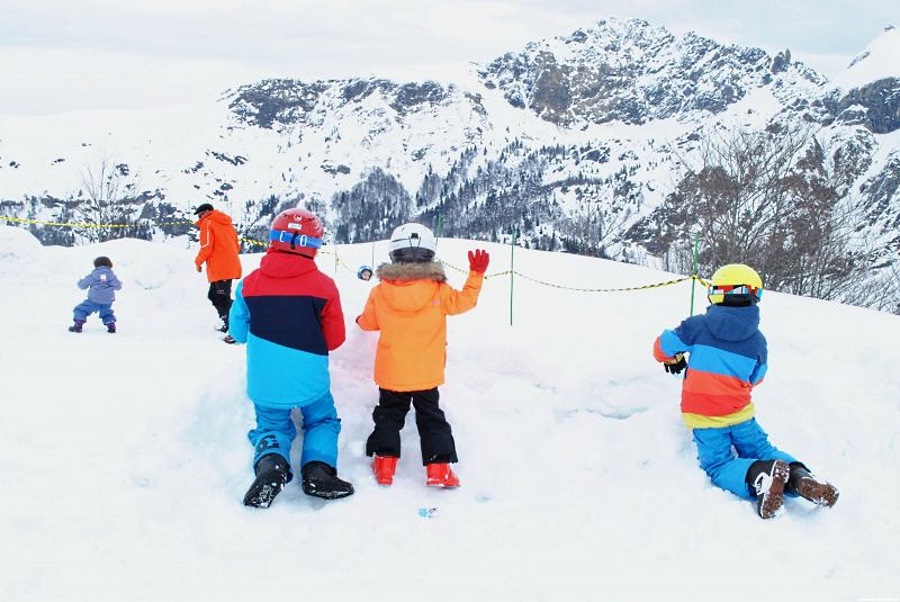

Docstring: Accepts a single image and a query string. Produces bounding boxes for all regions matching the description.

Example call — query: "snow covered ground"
[0,224,898,602]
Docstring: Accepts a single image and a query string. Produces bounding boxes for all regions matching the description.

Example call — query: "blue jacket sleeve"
[658,329,689,356]
[749,333,768,385]
[229,280,250,343]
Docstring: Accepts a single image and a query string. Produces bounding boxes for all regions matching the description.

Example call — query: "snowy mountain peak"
[839,24,900,89]
[0,16,898,314]
[820,25,899,136]
[477,16,824,127]
[223,78,468,130]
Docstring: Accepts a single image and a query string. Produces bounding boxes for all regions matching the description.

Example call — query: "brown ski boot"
[746,459,791,519]
[787,463,839,507]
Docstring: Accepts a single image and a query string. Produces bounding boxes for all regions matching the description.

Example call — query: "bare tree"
[843,261,900,315]
[566,197,629,258]
[80,155,141,242]
[657,125,870,301]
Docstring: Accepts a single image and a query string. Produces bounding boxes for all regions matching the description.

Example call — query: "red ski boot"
[426,463,460,488]
[373,455,398,485]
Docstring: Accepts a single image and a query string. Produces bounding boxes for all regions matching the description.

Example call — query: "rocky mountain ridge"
[1,18,897,306]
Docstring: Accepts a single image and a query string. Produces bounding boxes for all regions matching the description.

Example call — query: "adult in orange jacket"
[356,222,489,488]
[193,203,242,333]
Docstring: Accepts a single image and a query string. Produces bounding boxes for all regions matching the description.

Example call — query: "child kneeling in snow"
[68,256,122,334]
[653,263,839,519]
[229,208,353,508]
[356,223,489,488]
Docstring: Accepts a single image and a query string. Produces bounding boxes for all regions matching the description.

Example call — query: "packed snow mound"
[0,228,898,601]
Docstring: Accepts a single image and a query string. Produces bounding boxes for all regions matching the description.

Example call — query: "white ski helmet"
[388,222,437,263]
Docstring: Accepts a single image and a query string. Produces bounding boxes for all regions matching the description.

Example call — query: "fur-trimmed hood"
[375,261,447,283]
[371,261,447,314]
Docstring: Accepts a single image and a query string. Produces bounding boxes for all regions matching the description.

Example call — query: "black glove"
[663,353,687,375]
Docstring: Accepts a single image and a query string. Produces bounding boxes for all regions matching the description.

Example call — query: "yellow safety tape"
[442,259,705,292]
[3,214,710,291]
[241,237,268,247]
[1,215,193,229]
[513,272,697,292]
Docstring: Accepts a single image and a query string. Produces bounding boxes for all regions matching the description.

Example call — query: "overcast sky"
[0,0,895,115]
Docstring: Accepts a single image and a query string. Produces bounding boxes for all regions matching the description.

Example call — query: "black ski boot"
[786,462,839,507]
[68,320,85,333]
[301,461,354,500]
[746,459,790,519]
[243,454,292,508]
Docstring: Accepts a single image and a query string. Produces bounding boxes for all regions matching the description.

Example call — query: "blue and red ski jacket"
[229,250,345,408]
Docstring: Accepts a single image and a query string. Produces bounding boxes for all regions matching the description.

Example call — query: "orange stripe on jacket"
[652,338,674,362]
[682,370,753,417]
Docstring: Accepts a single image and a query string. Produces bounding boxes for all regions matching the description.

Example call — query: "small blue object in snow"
[417,507,438,518]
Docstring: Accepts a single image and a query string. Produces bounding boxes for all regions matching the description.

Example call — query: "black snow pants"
[365,387,458,465]
[207,279,233,321]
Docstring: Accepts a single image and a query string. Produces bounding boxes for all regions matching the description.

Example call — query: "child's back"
[655,302,766,429]
[358,260,481,392]
[230,208,353,508]
[653,263,838,518]
[69,256,121,333]
[232,249,344,405]
[356,222,490,488]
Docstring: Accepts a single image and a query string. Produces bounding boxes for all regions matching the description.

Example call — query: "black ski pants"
[366,387,458,465]
[207,279,233,321]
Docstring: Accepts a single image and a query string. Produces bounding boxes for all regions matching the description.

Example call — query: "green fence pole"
[434,213,443,238]
[509,230,516,327]
[689,232,700,315]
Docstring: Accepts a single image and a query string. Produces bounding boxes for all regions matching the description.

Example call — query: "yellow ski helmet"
[707,263,763,305]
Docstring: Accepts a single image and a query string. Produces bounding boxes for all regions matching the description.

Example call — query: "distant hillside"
[1,18,898,311]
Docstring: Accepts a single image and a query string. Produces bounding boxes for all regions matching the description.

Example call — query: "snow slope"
[0,225,898,602]
[835,25,900,90]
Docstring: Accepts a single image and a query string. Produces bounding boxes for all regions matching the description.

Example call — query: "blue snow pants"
[692,418,797,500]
[247,391,342,470]
[73,300,116,324]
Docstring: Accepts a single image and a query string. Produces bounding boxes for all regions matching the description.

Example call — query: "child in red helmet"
[229,208,354,507]
[356,222,490,488]
[653,263,839,519]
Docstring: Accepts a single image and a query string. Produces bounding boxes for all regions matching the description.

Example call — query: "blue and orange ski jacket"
[653,304,768,429]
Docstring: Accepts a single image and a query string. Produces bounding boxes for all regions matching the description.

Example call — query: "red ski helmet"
[268,208,324,257]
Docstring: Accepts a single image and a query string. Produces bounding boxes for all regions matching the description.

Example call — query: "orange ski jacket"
[194,210,242,282]
[356,261,484,392]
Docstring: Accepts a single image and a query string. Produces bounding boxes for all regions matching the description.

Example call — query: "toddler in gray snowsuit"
[69,256,122,333]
